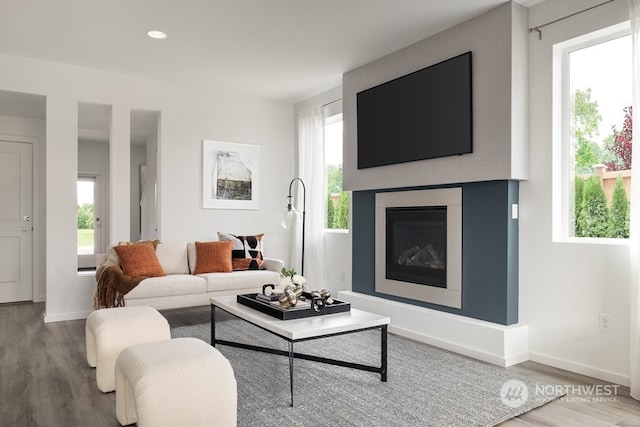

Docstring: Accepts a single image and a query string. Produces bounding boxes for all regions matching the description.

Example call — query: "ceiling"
[0,0,544,142]
[0,0,544,104]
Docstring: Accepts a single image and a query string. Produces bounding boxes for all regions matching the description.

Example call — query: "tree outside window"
[567,33,632,239]
[324,106,349,230]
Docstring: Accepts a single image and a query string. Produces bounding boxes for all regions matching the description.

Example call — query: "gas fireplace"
[386,206,447,288]
[375,188,462,309]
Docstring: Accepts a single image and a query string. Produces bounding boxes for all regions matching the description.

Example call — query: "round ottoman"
[85,305,171,392]
[114,337,237,427]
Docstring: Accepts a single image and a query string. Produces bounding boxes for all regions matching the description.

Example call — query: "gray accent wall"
[345,2,526,326]
[352,180,519,325]
[343,2,528,192]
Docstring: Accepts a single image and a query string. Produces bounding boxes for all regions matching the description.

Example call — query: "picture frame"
[202,140,260,209]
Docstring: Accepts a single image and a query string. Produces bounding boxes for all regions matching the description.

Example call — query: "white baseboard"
[338,291,529,367]
[529,352,630,387]
[43,310,92,323]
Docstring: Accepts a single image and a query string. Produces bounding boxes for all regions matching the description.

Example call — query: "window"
[555,24,632,242]
[324,101,349,230]
[77,175,102,269]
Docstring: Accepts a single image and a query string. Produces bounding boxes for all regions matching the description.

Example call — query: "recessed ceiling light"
[147,30,167,40]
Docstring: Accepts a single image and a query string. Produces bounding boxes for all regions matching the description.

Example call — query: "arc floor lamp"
[280,177,306,276]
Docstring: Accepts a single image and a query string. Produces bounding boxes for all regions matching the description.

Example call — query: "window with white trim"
[555,24,632,242]
[324,100,349,230]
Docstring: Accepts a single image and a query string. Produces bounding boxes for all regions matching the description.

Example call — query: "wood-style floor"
[1,302,640,426]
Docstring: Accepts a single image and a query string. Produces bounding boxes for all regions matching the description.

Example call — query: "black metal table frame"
[210,303,388,407]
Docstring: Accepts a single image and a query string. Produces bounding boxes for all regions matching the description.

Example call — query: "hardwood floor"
[1,302,640,426]
[502,362,640,426]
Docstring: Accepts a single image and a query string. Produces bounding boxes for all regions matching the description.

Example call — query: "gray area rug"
[172,319,564,426]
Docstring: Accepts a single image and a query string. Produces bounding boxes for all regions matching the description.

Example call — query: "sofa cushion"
[198,269,280,292]
[155,242,190,274]
[193,241,233,274]
[124,275,207,300]
[106,240,160,267]
[113,242,165,277]
[217,232,264,270]
[106,246,120,266]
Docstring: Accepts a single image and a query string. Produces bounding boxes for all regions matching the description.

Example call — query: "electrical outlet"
[599,314,612,332]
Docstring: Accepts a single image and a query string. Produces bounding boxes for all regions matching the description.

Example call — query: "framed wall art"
[202,140,260,209]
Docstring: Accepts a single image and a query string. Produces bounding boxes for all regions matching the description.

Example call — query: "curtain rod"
[529,0,616,40]
[295,99,343,119]
[323,98,342,108]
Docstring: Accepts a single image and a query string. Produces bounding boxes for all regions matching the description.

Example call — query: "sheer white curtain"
[295,107,325,288]
[628,0,640,400]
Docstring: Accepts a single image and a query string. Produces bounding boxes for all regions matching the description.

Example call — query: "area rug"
[172,319,564,426]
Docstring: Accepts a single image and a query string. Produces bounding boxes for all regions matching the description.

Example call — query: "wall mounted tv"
[357,51,473,169]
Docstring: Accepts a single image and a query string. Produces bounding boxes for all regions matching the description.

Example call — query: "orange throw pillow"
[113,241,165,277]
[194,241,233,274]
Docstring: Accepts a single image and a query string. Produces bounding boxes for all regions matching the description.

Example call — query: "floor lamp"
[280,177,306,276]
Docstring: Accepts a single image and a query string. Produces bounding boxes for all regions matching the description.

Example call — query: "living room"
[1,0,640,425]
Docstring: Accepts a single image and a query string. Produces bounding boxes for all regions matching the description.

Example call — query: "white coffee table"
[210,295,390,407]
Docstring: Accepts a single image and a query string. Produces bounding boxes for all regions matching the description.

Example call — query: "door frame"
[77,172,105,269]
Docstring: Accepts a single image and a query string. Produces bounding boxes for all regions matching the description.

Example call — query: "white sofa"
[96,242,283,310]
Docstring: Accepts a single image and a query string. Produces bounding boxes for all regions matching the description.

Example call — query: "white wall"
[0,52,295,322]
[522,0,631,385]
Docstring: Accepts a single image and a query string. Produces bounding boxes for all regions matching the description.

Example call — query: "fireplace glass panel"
[386,206,447,288]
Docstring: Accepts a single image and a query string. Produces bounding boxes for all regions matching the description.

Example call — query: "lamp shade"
[280,197,300,229]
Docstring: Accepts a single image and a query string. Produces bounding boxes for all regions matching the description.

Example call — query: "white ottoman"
[85,306,171,392]
[115,337,237,427]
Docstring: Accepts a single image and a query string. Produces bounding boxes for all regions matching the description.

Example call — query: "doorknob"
[15,227,31,232]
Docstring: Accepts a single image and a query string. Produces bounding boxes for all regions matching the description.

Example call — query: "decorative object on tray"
[308,289,334,312]
[252,283,340,313]
[257,284,309,309]
[237,290,351,320]
[255,285,280,303]
[254,267,307,307]
[278,267,307,291]
[278,285,304,308]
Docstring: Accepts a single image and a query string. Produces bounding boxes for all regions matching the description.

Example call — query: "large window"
[556,25,632,242]
[324,101,349,230]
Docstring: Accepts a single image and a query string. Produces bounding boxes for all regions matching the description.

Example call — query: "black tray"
[237,292,351,320]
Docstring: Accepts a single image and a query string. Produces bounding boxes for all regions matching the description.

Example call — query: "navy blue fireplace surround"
[351,180,519,326]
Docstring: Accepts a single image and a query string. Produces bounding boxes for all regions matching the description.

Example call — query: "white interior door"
[0,141,33,303]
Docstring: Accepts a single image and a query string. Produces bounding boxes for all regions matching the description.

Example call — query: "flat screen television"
[357,51,473,169]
